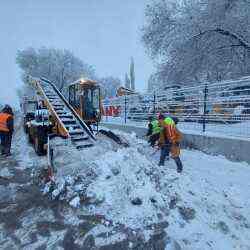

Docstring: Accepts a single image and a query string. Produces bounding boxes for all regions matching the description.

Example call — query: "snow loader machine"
[23,76,103,157]
[22,76,128,181]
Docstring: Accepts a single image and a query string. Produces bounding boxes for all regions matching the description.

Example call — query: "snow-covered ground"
[41,128,250,250]
[102,116,250,140]
[0,116,249,249]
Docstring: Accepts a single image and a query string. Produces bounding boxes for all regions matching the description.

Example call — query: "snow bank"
[86,147,167,228]
[43,134,168,229]
[40,130,250,249]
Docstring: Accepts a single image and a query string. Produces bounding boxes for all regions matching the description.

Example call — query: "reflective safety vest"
[152,119,161,134]
[165,124,175,141]
[164,117,175,142]
[0,113,12,132]
[164,116,175,126]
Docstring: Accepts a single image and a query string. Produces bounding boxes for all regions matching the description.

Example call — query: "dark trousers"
[174,156,183,173]
[148,133,160,147]
[159,144,183,173]
[0,132,12,155]
[159,144,171,165]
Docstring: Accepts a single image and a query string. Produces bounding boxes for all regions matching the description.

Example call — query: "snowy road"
[0,121,249,249]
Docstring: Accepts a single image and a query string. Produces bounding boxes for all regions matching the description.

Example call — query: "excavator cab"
[68,79,101,124]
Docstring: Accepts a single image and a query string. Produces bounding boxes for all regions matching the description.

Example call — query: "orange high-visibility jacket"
[164,124,183,157]
[164,124,182,143]
[0,113,12,132]
[159,124,182,145]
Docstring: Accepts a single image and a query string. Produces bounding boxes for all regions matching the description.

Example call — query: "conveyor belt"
[31,76,96,149]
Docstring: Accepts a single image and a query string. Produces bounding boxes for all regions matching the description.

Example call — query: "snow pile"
[69,196,80,208]
[40,129,250,249]
[42,134,169,228]
[85,147,167,228]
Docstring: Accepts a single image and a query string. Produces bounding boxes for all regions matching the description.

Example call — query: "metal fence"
[102,76,250,139]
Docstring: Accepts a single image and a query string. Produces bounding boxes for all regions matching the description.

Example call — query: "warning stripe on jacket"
[0,113,12,132]
[168,124,175,141]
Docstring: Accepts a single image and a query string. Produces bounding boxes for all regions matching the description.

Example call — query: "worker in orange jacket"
[158,117,183,173]
[0,105,14,156]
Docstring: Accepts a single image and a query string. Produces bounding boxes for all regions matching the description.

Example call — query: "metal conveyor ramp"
[31,76,96,149]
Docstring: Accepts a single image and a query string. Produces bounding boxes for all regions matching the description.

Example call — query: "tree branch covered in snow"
[98,76,122,98]
[142,0,250,90]
[16,47,96,96]
[191,28,250,49]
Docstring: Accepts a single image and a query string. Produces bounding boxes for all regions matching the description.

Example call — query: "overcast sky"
[0,0,153,107]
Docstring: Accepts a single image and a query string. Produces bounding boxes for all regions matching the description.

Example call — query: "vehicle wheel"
[34,136,45,156]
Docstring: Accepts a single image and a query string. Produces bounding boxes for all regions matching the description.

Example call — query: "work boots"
[174,157,183,173]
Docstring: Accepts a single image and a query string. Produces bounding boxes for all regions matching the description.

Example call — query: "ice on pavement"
[41,130,250,249]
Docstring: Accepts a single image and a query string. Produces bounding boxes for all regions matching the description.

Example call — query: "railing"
[40,77,96,141]
[103,76,250,139]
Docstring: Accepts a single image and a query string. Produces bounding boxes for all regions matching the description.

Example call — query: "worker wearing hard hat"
[0,105,14,156]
